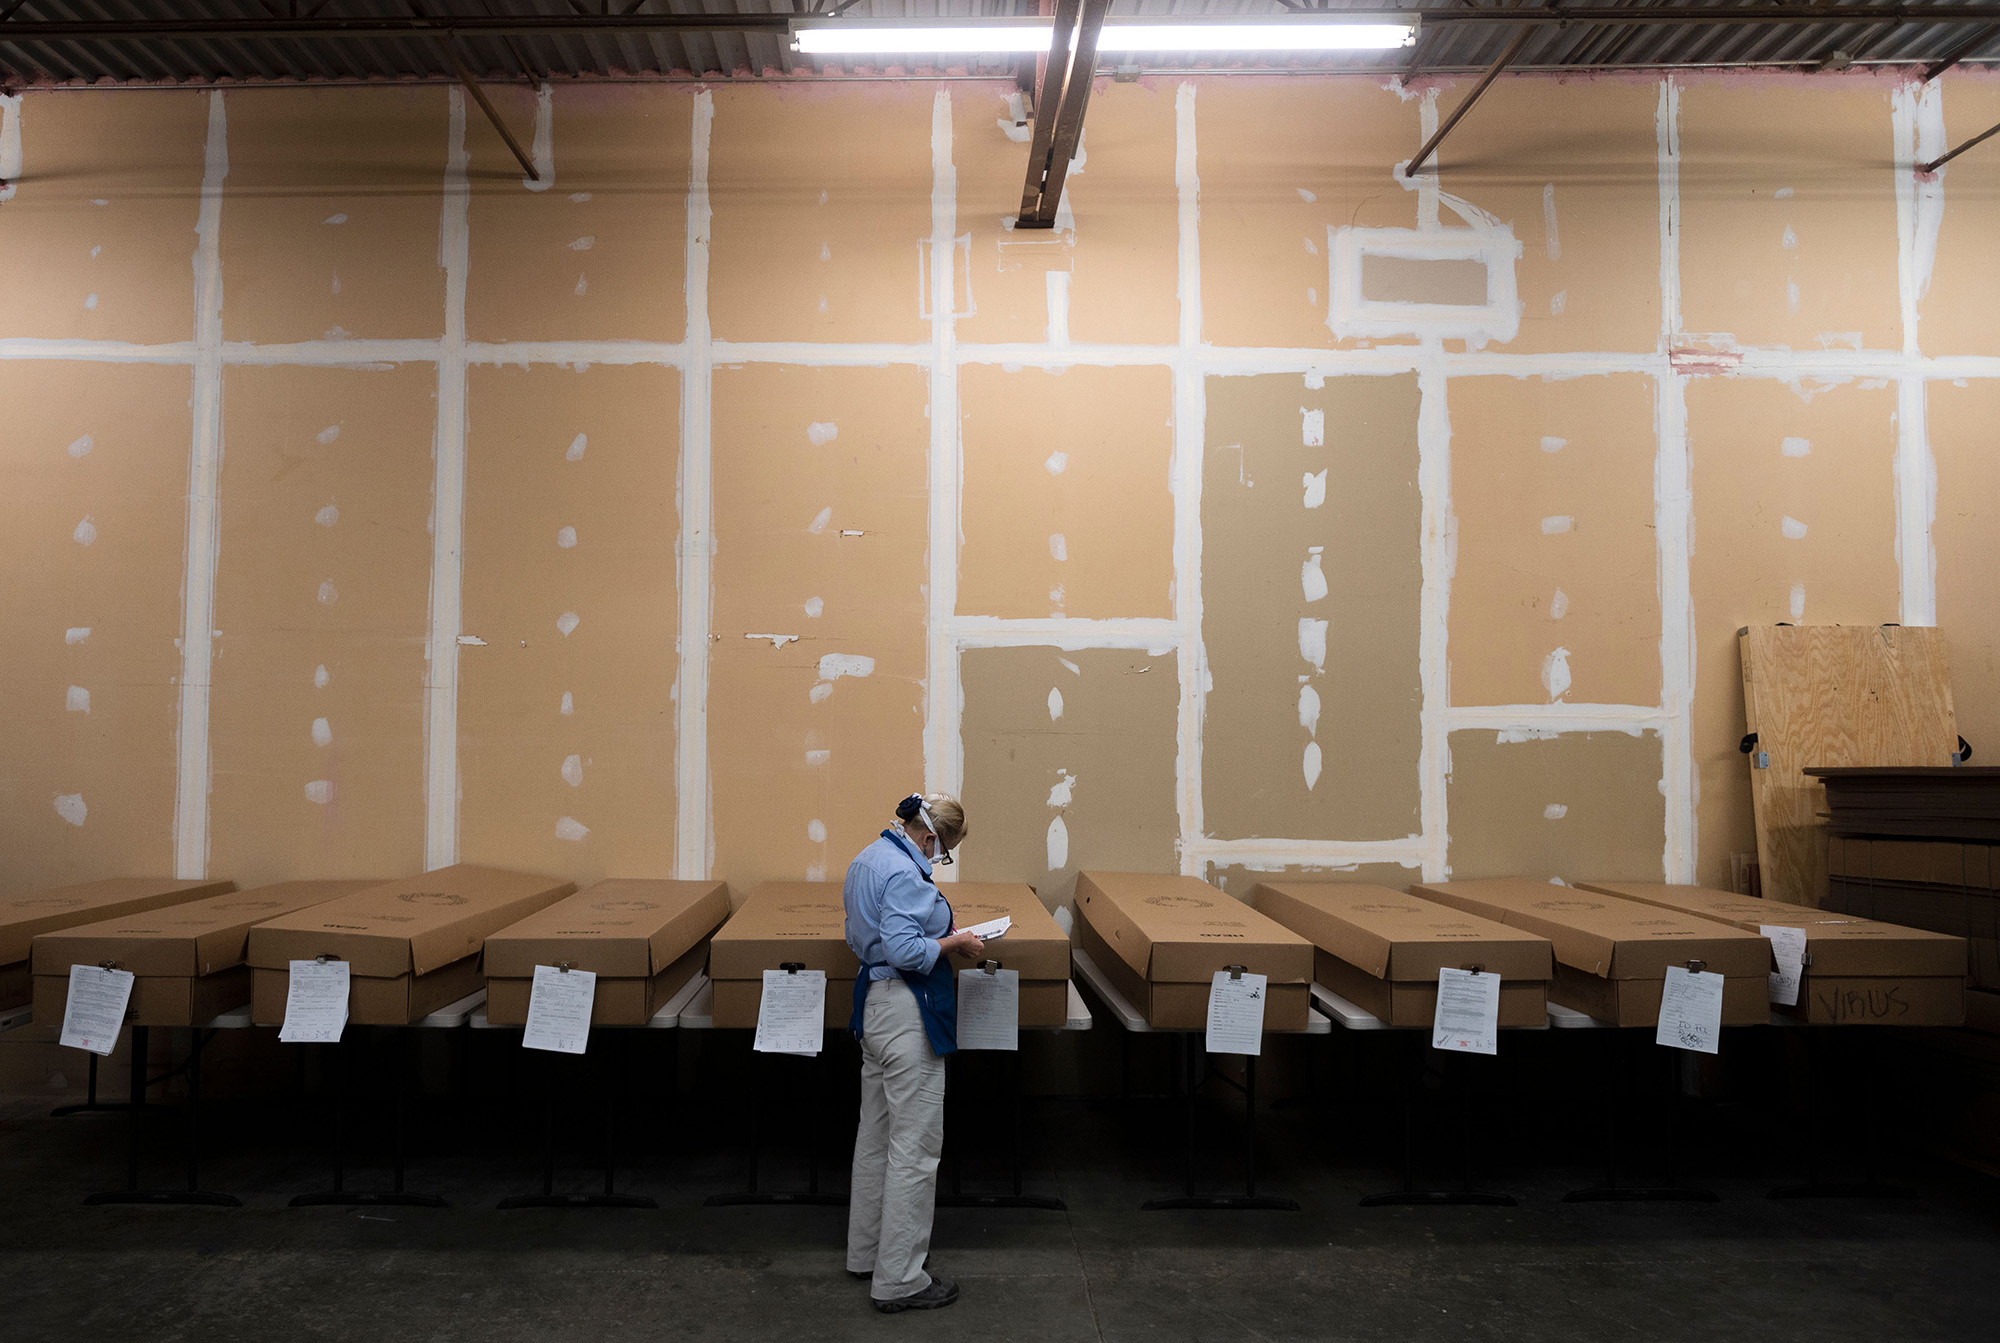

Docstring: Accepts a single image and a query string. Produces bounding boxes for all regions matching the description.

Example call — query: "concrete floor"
[1,1030,1997,1343]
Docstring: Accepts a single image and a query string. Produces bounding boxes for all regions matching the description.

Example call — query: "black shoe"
[847,1270,871,1281]
[874,1276,958,1313]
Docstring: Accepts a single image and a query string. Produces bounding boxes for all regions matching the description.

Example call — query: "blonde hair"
[912,793,967,848]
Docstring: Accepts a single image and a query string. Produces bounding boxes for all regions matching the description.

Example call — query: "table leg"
[1565,1029,1717,1203]
[705,1041,848,1207]
[1770,1025,1918,1200]
[291,1029,448,1208]
[1362,1035,1515,1208]
[85,1025,240,1207]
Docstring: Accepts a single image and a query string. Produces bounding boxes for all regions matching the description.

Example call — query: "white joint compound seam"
[675,90,716,881]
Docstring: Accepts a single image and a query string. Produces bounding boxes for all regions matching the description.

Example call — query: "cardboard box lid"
[0,878,237,967]
[941,883,1070,981]
[1252,882,1552,982]
[1074,871,1312,984]
[1576,881,1966,977]
[708,882,860,980]
[484,879,731,979]
[246,865,576,977]
[32,880,381,978]
[1410,879,1770,980]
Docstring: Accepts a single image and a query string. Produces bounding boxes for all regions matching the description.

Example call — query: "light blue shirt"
[844,830,952,981]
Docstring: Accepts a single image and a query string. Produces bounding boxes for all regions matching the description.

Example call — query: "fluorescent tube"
[792,19,1418,57]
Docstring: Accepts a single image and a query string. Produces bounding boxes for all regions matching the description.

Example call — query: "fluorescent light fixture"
[791,18,1418,57]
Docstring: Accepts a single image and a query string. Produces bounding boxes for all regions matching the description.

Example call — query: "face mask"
[917,802,954,865]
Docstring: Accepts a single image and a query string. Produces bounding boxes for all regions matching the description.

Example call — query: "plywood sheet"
[1928,378,2000,760]
[1448,373,1661,707]
[709,364,929,889]
[1916,74,2000,358]
[208,366,433,887]
[0,363,191,894]
[1195,79,1421,350]
[458,364,681,883]
[0,91,209,345]
[220,87,449,344]
[959,647,1180,910]
[465,84,690,344]
[1202,372,1422,841]
[1686,378,1899,888]
[1436,75,1662,355]
[953,82,1178,347]
[707,85,931,346]
[1740,625,1958,907]
[1677,76,1901,353]
[957,364,1174,620]
[1445,730,1666,881]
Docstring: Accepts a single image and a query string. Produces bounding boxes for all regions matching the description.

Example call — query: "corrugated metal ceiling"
[0,2,1994,86]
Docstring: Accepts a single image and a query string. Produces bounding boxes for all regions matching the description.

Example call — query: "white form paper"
[1431,967,1502,1056]
[523,964,597,1055]
[959,916,1011,943]
[1761,925,1809,1008]
[754,968,827,1056]
[279,959,350,1044]
[1655,965,1725,1054]
[956,967,1020,1051]
[60,965,134,1056]
[1205,971,1268,1056]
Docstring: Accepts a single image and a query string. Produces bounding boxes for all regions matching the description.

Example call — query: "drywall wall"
[0,70,1995,909]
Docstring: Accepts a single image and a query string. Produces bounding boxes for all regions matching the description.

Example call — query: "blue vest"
[848,829,957,1056]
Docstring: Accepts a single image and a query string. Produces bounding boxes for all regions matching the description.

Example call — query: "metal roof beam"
[1404,24,1534,177]
[1017,0,1108,229]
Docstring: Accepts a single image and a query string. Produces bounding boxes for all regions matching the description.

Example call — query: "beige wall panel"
[458,365,681,884]
[1202,373,1423,841]
[1916,74,2000,357]
[1446,730,1665,881]
[1208,862,1419,901]
[465,85,690,344]
[1678,77,1900,352]
[1928,380,2000,761]
[710,365,928,889]
[958,364,1174,619]
[1195,79,1421,351]
[208,366,433,886]
[708,86,931,346]
[1448,374,1661,708]
[959,647,1180,911]
[220,88,448,344]
[953,82,1178,347]
[0,92,208,345]
[1686,378,1899,888]
[0,364,190,894]
[1436,76,1662,355]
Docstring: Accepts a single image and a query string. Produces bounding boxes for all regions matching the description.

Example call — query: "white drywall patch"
[1045,451,1068,475]
[1303,740,1322,790]
[66,686,90,713]
[570,236,595,251]
[72,515,97,546]
[54,793,87,826]
[807,818,827,843]
[0,94,21,203]
[1781,436,1811,457]
[803,596,824,617]
[560,691,574,715]
[1301,408,1324,447]
[807,507,832,534]
[526,83,555,191]
[67,435,93,458]
[555,816,590,841]
[1048,686,1064,720]
[1049,533,1067,561]
[1550,587,1570,620]
[565,433,586,461]
[311,717,331,746]
[1544,803,1569,820]
[317,580,338,604]
[1541,436,1566,454]
[1297,618,1328,674]
[556,525,576,548]
[1543,183,1561,260]
[1780,516,1808,540]
[807,421,838,446]
[1540,515,1573,535]
[316,425,340,445]
[1301,547,1328,602]
[556,611,579,636]
[745,633,798,648]
[1790,583,1806,619]
[561,753,583,786]
[1048,768,1076,807]
[66,628,91,644]
[1046,815,1069,870]
[818,653,875,681]
[1045,271,1071,345]
[1303,469,1326,508]
[304,781,333,805]
[1781,225,1798,251]
[1541,646,1572,701]
[313,664,329,688]
[1298,684,1321,734]
[1550,290,1567,315]
[457,634,486,646]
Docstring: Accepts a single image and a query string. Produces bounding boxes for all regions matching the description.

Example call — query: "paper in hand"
[1431,967,1501,1056]
[959,916,1011,943]
[60,964,134,1056]
[754,968,826,1056]
[280,959,350,1044]
[523,963,597,1055]
[1204,970,1267,1056]
[1655,965,1725,1054]
[956,966,1020,1051]
[1761,925,1808,1008]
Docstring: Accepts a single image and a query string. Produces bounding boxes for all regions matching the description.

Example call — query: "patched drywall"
[1445,730,1667,881]
[958,646,1180,910]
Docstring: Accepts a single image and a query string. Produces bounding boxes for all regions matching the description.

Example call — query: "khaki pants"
[846,976,946,1301]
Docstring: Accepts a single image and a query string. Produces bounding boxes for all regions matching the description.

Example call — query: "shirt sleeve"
[877,866,942,974]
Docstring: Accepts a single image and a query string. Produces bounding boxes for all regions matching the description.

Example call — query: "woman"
[842,792,982,1314]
